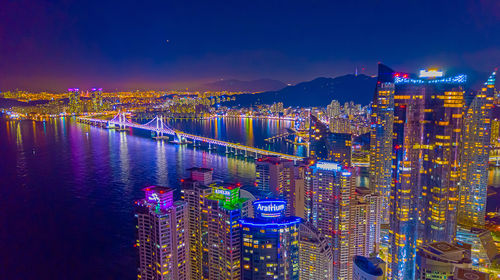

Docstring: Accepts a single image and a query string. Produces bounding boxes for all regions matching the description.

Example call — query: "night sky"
[1,0,498,91]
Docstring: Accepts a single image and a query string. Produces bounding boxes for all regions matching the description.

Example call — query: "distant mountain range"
[227,74,377,107]
[200,79,287,92]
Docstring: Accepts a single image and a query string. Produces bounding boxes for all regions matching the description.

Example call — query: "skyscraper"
[458,71,496,227]
[387,68,467,279]
[240,200,302,280]
[203,183,252,280]
[180,168,214,280]
[68,88,81,114]
[298,223,333,280]
[307,161,355,280]
[369,64,395,224]
[310,114,352,166]
[255,156,293,197]
[255,156,298,216]
[135,186,189,280]
[91,87,103,112]
[351,187,382,257]
[182,171,253,280]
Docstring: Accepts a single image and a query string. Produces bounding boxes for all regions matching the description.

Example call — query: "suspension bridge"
[77,112,304,161]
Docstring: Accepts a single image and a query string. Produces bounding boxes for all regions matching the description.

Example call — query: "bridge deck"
[77,116,304,161]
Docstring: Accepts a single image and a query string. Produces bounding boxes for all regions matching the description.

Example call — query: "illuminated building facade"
[458,72,496,227]
[203,183,251,280]
[91,87,103,112]
[240,200,302,280]
[388,68,466,279]
[307,161,355,280]
[180,168,214,280]
[415,242,472,280]
[310,114,352,166]
[298,223,333,280]
[351,187,382,257]
[255,156,293,197]
[68,88,81,114]
[135,186,189,280]
[456,226,499,268]
[369,64,395,224]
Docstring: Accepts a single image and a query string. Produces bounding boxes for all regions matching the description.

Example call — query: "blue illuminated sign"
[254,200,287,219]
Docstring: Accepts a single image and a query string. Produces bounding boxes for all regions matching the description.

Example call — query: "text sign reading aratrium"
[254,200,287,219]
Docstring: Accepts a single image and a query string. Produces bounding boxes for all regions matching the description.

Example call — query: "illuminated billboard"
[254,200,287,219]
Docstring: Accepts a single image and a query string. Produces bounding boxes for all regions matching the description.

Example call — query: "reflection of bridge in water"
[77,112,304,161]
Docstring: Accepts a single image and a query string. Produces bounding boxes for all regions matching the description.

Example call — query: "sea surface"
[0,117,499,279]
[0,117,300,279]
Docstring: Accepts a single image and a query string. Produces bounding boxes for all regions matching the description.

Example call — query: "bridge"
[77,112,304,161]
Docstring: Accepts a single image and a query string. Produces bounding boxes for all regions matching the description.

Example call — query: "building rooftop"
[418,242,472,265]
[186,167,213,173]
[353,256,384,276]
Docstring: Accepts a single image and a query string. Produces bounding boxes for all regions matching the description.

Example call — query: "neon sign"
[316,161,341,171]
[256,203,285,212]
[419,69,444,78]
[254,200,286,219]
[215,189,231,196]
[148,193,160,203]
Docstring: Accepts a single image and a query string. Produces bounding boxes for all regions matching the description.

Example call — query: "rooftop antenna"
[355,67,358,76]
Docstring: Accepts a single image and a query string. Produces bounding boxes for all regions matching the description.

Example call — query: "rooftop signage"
[214,189,231,196]
[315,161,341,171]
[254,200,286,219]
[419,69,444,78]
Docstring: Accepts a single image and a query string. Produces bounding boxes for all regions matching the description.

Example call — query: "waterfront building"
[352,256,385,280]
[240,200,302,280]
[135,186,189,280]
[456,226,500,268]
[68,88,81,114]
[415,242,472,280]
[307,161,355,280]
[369,64,395,224]
[387,67,467,279]
[458,71,496,227]
[298,223,333,280]
[91,87,103,112]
